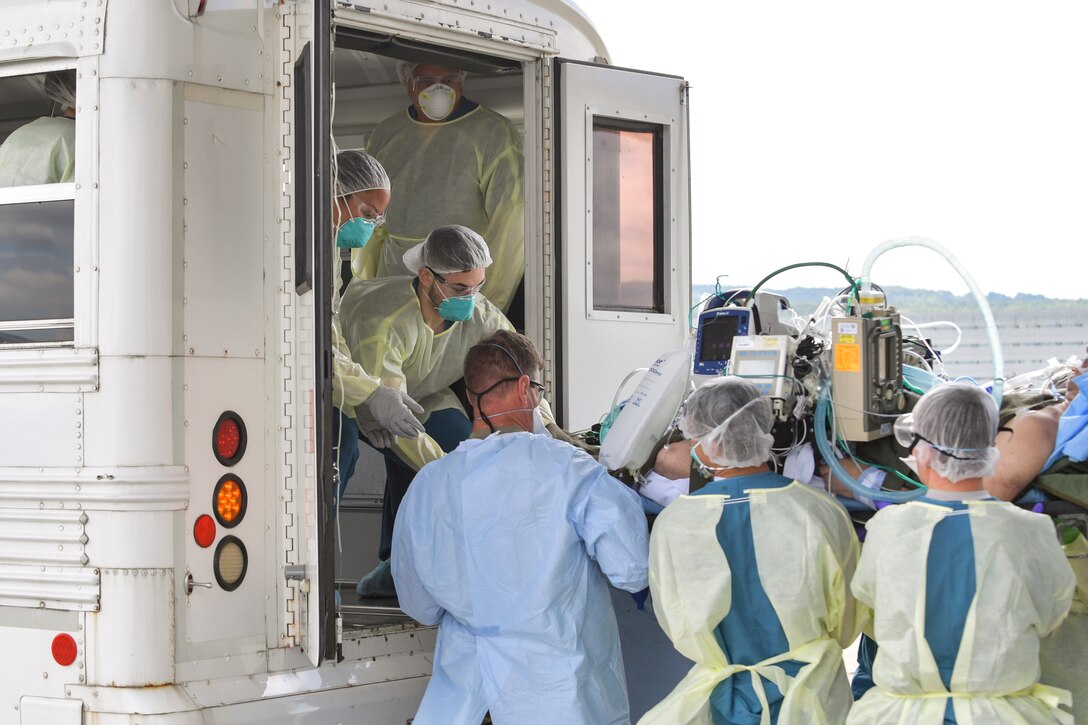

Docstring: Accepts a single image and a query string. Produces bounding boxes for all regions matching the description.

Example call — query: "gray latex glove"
[354,402,397,449]
[362,385,425,439]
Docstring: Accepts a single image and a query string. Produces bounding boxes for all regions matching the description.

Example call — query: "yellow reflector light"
[213,474,247,528]
[214,536,248,591]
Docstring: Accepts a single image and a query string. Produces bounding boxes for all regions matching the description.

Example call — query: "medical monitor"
[693,307,751,377]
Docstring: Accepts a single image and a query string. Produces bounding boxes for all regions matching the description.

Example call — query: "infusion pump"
[728,335,793,398]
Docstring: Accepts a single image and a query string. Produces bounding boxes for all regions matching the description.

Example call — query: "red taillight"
[216,419,240,460]
[194,514,216,548]
[212,411,247,466]
[51,634,77,666]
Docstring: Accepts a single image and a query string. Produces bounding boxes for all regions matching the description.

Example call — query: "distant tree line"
[693,285,1088,324]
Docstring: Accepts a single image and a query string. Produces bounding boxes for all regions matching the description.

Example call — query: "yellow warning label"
[836,344,861,372]
[839,334,856,344]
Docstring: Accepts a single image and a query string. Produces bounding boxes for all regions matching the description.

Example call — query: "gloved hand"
[630,586,650,611]
[362,385,426,439]
[359,420,397,450]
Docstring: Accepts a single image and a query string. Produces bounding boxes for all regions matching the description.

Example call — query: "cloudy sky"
[0,201,73,323]
[572,0,1088,300]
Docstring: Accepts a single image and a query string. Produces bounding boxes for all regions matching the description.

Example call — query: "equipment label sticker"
[837,322,859,335]
[835,344,861,372]
[839,334,856,344]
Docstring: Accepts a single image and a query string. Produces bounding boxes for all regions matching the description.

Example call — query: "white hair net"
[402,224,493,274]
[32,71,76,110]
[912,383,1000,482]
[335,150,390,197]
[395,62,466,87]
[680,376,774,469]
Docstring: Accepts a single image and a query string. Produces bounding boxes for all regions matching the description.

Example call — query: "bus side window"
[0,197,75,344]
[0,70,77,346]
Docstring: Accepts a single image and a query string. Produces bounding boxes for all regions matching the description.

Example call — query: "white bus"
[0,0,690,721]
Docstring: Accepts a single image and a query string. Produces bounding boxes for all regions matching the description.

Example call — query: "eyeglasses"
[353,200,386,227]
[892,413,987,461]
[429,268,484,296]
[529,380,545,395]
[411,73,462,90]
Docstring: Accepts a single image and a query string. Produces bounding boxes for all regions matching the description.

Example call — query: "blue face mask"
[336,217,376,249]
[437,294,476,322]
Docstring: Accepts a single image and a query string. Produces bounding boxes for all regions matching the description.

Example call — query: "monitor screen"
[699,313,742,362]
[734,356,778,378]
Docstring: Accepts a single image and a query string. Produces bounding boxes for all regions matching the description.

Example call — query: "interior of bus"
[327,35,529,630]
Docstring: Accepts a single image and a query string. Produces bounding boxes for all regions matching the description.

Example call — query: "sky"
[571,1,1088,300]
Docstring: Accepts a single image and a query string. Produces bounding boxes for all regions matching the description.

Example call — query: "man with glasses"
[391,330,649,725]
[354,62,525,318]
[339,225,517,598]
[849,383,1075,724]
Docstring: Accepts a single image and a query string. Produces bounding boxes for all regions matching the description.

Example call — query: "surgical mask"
[900,454,919,475]
[437,294,475,321]
[336,216,376,249]
[690,442,716,479]
[533,408,551,437]
[417,83,457,121]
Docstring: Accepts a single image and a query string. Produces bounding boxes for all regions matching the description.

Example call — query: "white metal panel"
[67,683,198,717]
[180,629,433,707]
[19,697,83,725]
[557,61,690,430]
[97,77,177,358]
[0,509,89,566]
[195,676,427,725]
[0,565,98,612]
[336,1,557,56]
[0,623,84,717]
[84,511,174,569]
[0,342,98,393]
[180,357,266,653]
[73,54,102,354]
[84,568,175,687]
[83,356,174,468]
[0,467,188,512]
[0,394,80,467]
[0,0,107,62]
[275,9,321,668]
[333,0,611,61]
[182,86,265,358]
[99,0,266,95]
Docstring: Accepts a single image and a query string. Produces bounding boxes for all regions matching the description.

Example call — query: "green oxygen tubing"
[814,385,926,503]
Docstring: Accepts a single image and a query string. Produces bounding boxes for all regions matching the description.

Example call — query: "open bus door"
[288,0,337,667]
[554,59,692,431]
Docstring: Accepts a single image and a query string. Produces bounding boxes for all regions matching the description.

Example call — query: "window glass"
[0,199,75,344]
[591,119,664,313]
[0,70,77,188]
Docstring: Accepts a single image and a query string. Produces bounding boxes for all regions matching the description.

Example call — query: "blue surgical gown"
[391,432,650,725]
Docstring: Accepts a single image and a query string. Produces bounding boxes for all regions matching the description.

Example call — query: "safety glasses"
[352,200,386,227]
[892,413,986,461]
[428,267,484,296]
[411,73,463,90]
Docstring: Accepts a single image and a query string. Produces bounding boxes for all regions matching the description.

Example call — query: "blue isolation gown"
[641,472,864,724]
[391,432,649,725]
[848,490,1076,724]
